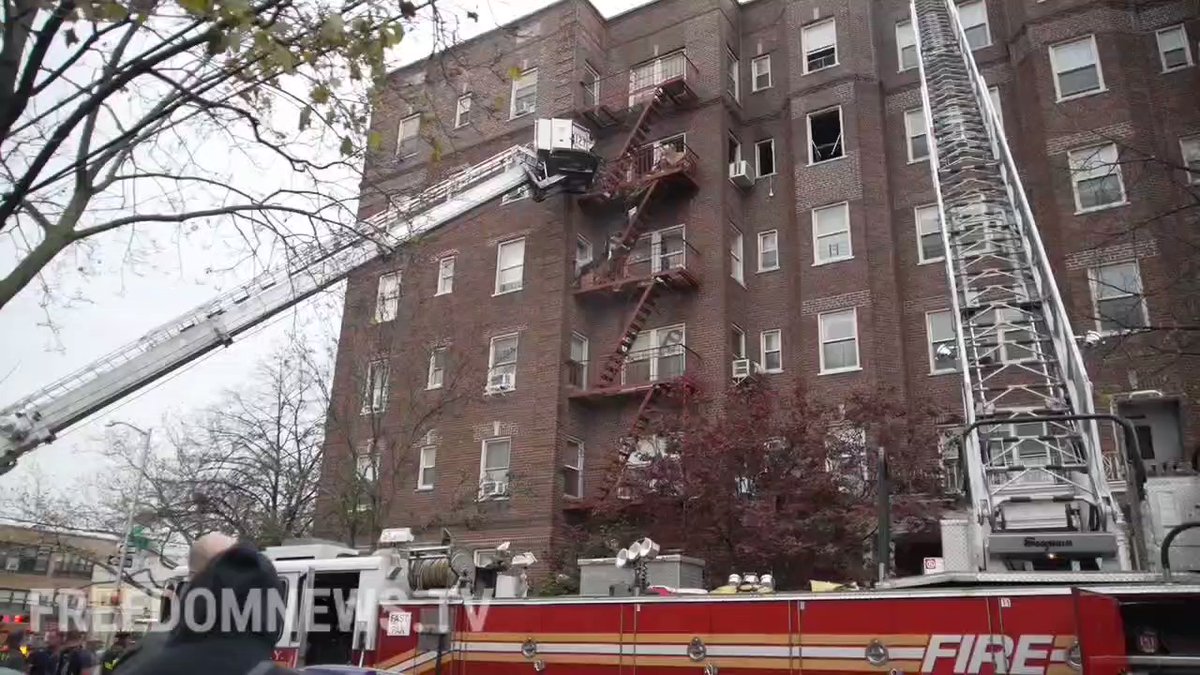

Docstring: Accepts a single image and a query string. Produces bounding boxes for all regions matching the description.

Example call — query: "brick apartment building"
[316,0,1200,569]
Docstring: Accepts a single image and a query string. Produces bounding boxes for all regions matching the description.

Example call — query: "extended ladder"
[912,0,1128,570]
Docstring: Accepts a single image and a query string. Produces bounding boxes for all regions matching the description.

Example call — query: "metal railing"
[594,141,699,195]
[577,52,699,113]
[570,344,701,391]
[580,231,700,289]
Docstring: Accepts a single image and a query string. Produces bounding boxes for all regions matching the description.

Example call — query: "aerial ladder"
[912,0,1133,571]
[0,119,599,473]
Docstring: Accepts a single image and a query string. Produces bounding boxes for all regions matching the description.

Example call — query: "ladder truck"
[0,119,600,472]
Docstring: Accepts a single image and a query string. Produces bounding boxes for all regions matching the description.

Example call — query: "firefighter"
[0,630,26,671]
[100,633,131,674]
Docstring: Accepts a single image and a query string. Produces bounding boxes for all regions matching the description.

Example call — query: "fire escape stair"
[596,282,660,389]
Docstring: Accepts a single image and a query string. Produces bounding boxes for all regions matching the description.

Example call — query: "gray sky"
[0,0,647,491]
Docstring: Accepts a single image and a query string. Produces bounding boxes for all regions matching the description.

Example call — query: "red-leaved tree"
[570,381,950,589]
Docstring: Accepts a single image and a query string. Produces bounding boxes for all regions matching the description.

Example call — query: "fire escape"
[569,52,702,473]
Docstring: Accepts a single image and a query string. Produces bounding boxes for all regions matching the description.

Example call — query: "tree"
[0,0,472,312]
[570,382,948,589]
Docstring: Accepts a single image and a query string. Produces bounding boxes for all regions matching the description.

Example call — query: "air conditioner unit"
[485,372,514,394]
[480,480,509,498]
[728,160,755,188]
[731,358,762,380]
[941,441,960,461]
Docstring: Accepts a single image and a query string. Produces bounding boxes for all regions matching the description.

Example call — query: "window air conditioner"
[480,480,509,498]
[486,372,515,394]
[731,358,762,380]
[728,160,755,188]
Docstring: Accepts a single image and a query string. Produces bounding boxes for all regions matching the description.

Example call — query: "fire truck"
[2,0,1199,671]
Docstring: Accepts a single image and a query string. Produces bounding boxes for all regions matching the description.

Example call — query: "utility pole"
[876,446,891,584]
[106,421,152,638]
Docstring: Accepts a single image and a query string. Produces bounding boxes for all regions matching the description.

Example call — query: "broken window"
[808,107,844,163]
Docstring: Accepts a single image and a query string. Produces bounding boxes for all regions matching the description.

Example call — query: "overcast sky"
[0,0,649,496]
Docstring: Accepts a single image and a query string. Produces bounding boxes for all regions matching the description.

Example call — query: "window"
[997,308,1036,363]
[957,0,990,50]
[1090,261,1147,333]
[727,48,740,101]
[808,107,844,163]
[575,235,593,273]
[812,202,852,264]
[758,230,779,271]
[628,51,687,105]
[1050,36,1104,100]
[563,438,584,498]
[487,334,519,391]
[987,86,1003,157]
[819,308,860,373]
[626,324,686,384]
[374,271,401,323]
[927,310,958,373]
[583,63,600,106]
[569,333,588,388]
[433,256,454,296]
[510,68,538,118]
[495,238,525,294]
[751,55,772,91]
[761,329,782,373]
[905,107,929,162]
[501,184,531,204]
[397,113,420,157]
[916,204,943,263]
[355,440,378,482]
[480,438,511,497]
[802,18,838,73]
[417,444,436,489]
[729,226,744,283]
[427,347,445,389]
[727,133,742,166]
[755,138,776,178]
[454,95,472,128]
[1181,136,1200,184]
[362,359,389,413]
[1068,143,1125,212]
[731,325,746,359]
[1156,25,1192,71]
[896,20,917,71]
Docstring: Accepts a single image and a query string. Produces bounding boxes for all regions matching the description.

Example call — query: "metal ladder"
[912,0,1128,569]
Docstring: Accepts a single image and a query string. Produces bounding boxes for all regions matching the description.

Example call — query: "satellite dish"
[615,548,630,568]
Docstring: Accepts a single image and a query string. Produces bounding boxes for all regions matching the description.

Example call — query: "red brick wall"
[317,0,1200,564]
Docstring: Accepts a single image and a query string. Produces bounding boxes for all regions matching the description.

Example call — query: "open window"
[808,107,844,163]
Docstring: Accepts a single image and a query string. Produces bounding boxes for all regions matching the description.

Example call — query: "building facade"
[317,0,1200,568]
[0,522,114,628]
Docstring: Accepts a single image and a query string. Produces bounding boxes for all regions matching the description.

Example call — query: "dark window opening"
[807,46,836,72]
[756,139,775,177]
[809,109,844,162]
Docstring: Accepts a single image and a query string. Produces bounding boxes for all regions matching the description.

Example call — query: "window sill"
[396,151,419,160]
[918,257,945,266]
[819,366,862,376]
[752,85,773,93]
[1056,87,1107,104]
[929,369,958,377]
[426,384,443,391]
[415,486,434,493]
[898,66,916,74]
[763,368,783,375]
[807,156,847,168]
[360,409,383,417]
[756,172,778,180]
[493,287,524,297]
[757,266,781,274]
[476,496,511,503]
[813,256,854,267]
[907,156,930,165]
[1073,200,1128,216]
[1161,64,1193,74]
[435,290,452,297]
[509,111,535,121]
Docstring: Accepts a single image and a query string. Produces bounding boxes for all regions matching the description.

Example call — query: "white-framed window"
[454,94,472,128]
[569,333,588,389]
[1181,135,1200,185]
[501,184,531,204]
[362,359,389,414]
[563,438,584,498]
[755,138,776,178]
[927,310,959,374]
[726,47,740,101]
[728,133,742,166]
[510,68,538,118]
[905,107,929,162]
[1068,143,1125,212]
[427,347,445,390]
[495,238,526,294]
[730,225,744,283]
[355,440,378,483]
[436,256,454,296]
[987,86,1003,157]
[819,308,860,373]
[1049,35,1104,100]
[802,18,838,73]
[761,329,782,373]
[1156,24,1192,72]
[751,54,772,91]
[808,106,845,163]
[915,204,943,263]
[374,271,401,323]
[957,0,990,50]
[625,324,686,384]
[574,235,594,273]
[583,62,600,106]
[997,308,1037,364]
[479,438,511,498]
[487,333,519,391]
[812,202,852,264]
[1089,261,1148,333]
[397,113,420,157]
[757,230,779,271]
[896,20,917,71]
[731,324,746,359]
[417,444,436,490]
